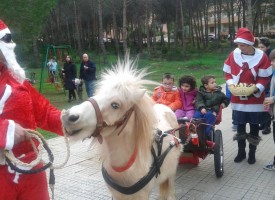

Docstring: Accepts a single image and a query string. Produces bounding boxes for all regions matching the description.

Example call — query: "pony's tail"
[159,179,174,200]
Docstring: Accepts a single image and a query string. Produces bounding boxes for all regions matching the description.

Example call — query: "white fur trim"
[226,79,233,85]
[251,68,257,81]
[231,103,264,112]
[223,63,231,73]
[256,83,264,93]
[233,48,265,69]
[0,27,10,39]
[0,84,12,114]
[5,120,15,150]
[234,38,254,46]
[258,65,273,77]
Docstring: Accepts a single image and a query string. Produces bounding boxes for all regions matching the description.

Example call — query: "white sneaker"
[263,163,275,171]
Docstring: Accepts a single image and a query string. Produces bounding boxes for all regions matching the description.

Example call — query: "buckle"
[239,96,248,100]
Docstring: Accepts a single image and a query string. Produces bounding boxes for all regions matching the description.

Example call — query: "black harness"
[101,130,176,195]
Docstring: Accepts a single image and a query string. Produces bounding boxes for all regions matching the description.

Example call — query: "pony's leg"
[159,178,176,200]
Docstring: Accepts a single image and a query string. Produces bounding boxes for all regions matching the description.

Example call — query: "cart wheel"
[214,129,224,177]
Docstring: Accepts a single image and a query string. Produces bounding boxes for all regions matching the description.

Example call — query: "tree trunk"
[73,1,82,52]
[179,0,185,51]
[32,35,40,67]
[97,0,108,63]
[122,0,128,54]
[111,0,120,56]
[146,0,151,51]
[174,0,179,50]
[66,18,72,46]
[247,0,253,30]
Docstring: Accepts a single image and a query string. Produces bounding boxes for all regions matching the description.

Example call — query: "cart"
[177,113,224,178]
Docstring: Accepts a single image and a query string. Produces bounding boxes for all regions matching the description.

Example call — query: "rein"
[87,98,134,138]
[4,129,70,200]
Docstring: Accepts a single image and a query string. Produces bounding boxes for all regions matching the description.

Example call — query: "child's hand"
[201,108,207,114]
[192,100,196,105]
[264,97,274,106]
[213,112,217,116]
[221,103,226,108]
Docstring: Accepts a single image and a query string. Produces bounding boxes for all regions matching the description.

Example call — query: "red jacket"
[223,48,272,112]
[0,68,63,162]
[152,86,182,111]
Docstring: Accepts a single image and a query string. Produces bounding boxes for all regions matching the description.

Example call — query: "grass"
[25,50,231,139]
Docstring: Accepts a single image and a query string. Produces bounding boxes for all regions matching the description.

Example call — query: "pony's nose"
[68,114,79,122]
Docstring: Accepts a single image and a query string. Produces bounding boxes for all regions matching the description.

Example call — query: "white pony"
[61,56,181,200]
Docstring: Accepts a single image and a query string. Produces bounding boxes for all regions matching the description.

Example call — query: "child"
[175,75,198,119]
[263,49,275,171]
[152,73,182,111]
[47,57,57,83]
[193,75,230,147]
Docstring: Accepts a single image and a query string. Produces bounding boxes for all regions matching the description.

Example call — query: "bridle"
[87,98,134,138]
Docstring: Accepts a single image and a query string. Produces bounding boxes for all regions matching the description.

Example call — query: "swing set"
[39,45,72,93]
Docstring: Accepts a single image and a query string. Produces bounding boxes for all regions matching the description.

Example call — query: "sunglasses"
[0,34,12,43]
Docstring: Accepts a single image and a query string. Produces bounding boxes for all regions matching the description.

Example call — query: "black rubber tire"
[214,129,224,178]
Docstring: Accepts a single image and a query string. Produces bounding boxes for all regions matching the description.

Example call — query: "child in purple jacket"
[175,75,198,119]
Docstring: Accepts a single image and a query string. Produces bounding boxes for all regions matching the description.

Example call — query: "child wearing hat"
[223,27,272,164]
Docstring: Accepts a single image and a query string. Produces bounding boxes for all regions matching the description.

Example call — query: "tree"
[0,0,58,66]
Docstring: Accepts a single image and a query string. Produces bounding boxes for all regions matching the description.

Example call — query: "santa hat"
[234,27,254,46]
[0,20,11,39]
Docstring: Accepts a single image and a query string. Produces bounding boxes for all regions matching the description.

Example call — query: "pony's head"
[62,56,158,149]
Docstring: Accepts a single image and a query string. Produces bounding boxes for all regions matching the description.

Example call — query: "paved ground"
[46,96,275,200]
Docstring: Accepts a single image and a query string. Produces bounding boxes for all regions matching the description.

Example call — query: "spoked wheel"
[213,129,224,177]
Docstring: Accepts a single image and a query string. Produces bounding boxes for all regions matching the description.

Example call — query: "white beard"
[0,41,25,84]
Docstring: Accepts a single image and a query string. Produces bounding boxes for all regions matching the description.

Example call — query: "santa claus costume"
[0,20,63,200]
[223,27,272,164]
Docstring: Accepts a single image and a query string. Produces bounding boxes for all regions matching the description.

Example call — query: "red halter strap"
[111,144,138,173]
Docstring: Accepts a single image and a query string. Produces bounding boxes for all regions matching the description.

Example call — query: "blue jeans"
[193,110,216,137]
[84,80,95,97]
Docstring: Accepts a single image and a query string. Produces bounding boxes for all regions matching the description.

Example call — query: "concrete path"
[46,96,275,200]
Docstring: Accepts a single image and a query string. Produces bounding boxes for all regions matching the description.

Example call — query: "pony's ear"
[133,89,146,102]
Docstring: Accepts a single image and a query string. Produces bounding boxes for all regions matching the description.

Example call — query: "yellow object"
[228,83,257,96]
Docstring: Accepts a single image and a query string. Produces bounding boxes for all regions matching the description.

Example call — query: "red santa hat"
[0,20,11,39]
[234,27,254,46]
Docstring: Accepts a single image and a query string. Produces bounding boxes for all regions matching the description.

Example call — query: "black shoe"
[259,124,264,130]
[248,150,256,164]
[234,149,246,163]
[262,127,271,135]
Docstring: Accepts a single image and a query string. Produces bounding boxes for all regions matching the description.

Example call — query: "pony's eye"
[111,102,120,109]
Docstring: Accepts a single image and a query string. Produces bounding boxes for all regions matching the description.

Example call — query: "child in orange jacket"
[152,73,182,111]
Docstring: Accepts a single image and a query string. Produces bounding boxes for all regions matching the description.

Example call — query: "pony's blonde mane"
[97,56,158,160]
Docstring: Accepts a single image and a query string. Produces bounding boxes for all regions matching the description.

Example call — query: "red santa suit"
[0,20,63,200]
[224,27,271,164]
[223,47,272,112]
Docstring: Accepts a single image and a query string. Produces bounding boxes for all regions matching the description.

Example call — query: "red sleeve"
[256,55,272,88]
[24,81,63,136]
